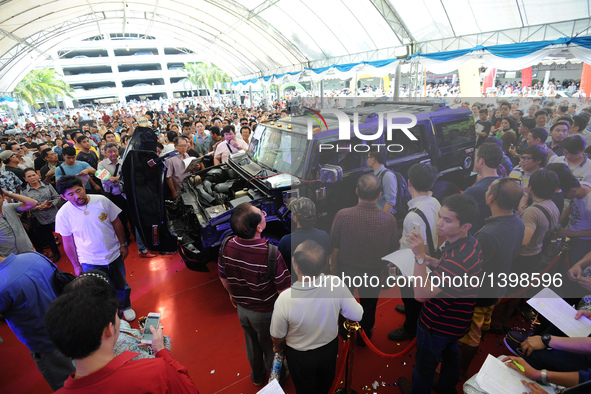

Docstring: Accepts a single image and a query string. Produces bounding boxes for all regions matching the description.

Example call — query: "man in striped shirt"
[218,203,291,386]
[407,194,482,393]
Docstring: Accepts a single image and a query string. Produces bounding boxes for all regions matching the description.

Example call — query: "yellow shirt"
[75,146,99,157]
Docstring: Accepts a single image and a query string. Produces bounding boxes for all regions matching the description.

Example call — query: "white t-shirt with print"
[55,194,122,265]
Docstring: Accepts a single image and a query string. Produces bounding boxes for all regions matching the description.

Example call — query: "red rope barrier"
[359,329,417,359]
[328,340,351,394]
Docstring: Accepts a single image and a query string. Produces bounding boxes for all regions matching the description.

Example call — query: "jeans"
[412,322,460,394]
[285,337,339,394]
[236,305,274,384]
[135,228,146,251]
[524,348,591,384]
[31,349,75,391]
[81,255,132,309]
[400,283,422,336]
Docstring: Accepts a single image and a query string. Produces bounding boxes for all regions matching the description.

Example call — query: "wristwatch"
[119,242,129,247]
[541,369,548,384]
[541,333,552,349]
[415,257,425,265]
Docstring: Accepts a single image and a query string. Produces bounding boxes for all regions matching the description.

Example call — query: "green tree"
[14,68,73,113]
[183,62,232,97]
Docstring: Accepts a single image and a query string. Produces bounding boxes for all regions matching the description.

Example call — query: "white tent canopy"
[0,0,589,91]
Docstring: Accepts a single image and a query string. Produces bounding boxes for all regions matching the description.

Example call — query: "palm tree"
[183,62,232,98]
[14,68,73,113]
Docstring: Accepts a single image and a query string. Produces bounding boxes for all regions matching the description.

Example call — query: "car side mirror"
[319,165,343,183]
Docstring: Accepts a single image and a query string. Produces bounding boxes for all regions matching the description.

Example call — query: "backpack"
[219,236,278,282]
[531,204,561,264]
[377,169,412,219]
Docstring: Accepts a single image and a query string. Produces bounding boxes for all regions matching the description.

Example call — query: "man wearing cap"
[1,149,26,184]
[278,197,331,273]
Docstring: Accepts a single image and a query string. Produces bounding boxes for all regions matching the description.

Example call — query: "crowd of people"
[0,93,591,393]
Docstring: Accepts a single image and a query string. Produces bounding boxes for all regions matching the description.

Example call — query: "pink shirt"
[165,152,190,192]
[214,139,249,163]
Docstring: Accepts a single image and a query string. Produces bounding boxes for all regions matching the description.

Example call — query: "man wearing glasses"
[8,141,33,170]
[509,145,547,188]
[218,203,291,386]
[165,137,191,199]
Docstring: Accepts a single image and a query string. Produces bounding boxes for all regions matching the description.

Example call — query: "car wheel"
[432,180,460,203]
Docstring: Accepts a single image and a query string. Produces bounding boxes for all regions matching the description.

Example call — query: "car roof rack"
[361,100,444,112]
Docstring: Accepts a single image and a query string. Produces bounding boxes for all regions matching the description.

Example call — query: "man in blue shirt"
[367,150,397,215]
[0,252,75,390]
[463,143,502,234]
[54,145,98,192]
[279,197,331,273]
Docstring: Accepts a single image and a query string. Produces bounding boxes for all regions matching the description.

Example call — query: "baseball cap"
[0,150,15,161]
[288,197,316,221]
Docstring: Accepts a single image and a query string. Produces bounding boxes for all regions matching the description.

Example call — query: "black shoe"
[52,253,61,263]
[395,304,406,314]
[387,327,414,341]
[503,337,524,357]
[506,330,530,345]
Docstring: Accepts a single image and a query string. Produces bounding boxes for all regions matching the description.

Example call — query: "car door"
[121,127,177,252]
[383,119,432,178]
[431,112,476,177]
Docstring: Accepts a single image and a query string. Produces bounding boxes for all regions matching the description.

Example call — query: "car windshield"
[248,124,308,178]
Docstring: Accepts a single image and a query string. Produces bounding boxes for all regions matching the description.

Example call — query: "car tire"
[432,180,460,203]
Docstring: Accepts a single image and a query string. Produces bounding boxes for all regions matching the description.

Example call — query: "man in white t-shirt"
[556,179,591,269]
[389,163,440,343]
[270,240,363,393]
[55,175,136,321]
[554,135,591,184]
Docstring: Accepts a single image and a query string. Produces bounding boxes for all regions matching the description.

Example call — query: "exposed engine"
[181,164,265,225]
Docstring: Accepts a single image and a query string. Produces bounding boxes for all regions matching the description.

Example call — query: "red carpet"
[0,239,528,393]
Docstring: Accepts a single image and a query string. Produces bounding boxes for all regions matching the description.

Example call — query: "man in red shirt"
[44,278,199,393]
[101,111,111,125]
[218,202,291,386]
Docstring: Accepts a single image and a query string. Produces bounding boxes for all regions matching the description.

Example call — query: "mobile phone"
[140,312,161,344]
[410,221,421,234]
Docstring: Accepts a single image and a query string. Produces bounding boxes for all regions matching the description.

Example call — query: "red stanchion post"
[335,319,360,394]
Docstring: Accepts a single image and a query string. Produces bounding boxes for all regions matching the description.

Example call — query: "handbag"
[41,253,76,295]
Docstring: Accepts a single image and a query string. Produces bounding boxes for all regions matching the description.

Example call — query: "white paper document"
[527,288,591,338]
[382,249,430,277]
[257,378,285,394]
[476,354,555,394]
